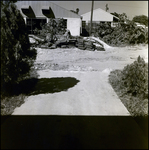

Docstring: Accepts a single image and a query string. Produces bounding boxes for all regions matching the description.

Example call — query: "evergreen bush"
[121,56,148,99]
[109,56,148,116]
[1,1,37,96]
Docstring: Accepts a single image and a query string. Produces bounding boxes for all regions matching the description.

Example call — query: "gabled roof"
[16,1,81,18]
[81,8,119,22]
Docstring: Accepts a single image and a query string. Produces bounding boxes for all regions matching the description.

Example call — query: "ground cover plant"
[109,56,148,117]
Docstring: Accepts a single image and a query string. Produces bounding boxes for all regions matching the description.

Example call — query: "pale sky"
[51,1,148,20]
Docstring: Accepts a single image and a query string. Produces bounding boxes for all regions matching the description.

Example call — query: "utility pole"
[90,0,94,36]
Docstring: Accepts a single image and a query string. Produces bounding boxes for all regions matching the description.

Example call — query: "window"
[111,22,119,27]
[26,18,47,34]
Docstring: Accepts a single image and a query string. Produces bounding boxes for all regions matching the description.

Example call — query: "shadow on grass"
[4,77,80,96]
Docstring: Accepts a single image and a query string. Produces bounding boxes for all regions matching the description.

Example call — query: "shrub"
[1,1,37,97]
[87,13,148,46]
[38,18,67,42]
[109,56,148,116]
[132,15,148,27]
[121,56,148,99]
[102,24,146,46]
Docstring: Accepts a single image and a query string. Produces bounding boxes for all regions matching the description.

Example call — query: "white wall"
[82,9,114,23]
[66,18,81,36]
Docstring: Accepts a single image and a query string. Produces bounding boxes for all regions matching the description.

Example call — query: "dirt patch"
[34,44,148,71]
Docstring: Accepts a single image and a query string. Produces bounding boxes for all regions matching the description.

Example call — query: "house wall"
[82,12,113,23]
[66,18,82,36]
[81,8,118,23]
[15,1,82,36]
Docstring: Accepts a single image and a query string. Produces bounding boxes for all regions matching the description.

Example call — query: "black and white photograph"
[1,1,148,149]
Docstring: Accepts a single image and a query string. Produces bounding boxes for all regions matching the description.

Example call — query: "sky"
[51,1,148,20]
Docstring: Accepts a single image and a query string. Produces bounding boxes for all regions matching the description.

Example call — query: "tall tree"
[132,15,148,26]
[110,12,119,18]
[1,1,37,94]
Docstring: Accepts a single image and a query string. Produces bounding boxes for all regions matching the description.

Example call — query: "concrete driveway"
[12,70,130,115]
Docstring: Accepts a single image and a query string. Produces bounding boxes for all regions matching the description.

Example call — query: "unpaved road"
[12,44,148,115]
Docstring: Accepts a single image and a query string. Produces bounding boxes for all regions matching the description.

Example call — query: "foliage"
[111,12,128,23]
[110,12,119,18]
[132,15,148,26]
[121,56,148,99]
[95,14,147,46]
[109,56,148,116]
[38,18,67,42]
[104,23,146,45]
[1,0,17,6]
[88,13,148,46]
[1,1,37,97]
[94,22,113,38]
[118,13,128,23]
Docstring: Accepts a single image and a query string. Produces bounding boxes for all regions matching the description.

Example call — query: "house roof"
[81,8,119,22]
[16,1,81,19]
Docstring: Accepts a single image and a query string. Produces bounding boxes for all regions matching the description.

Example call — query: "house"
[81,8,119,28]
[15,1,82,36]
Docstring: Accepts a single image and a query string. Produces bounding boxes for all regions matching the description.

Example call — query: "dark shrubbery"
[95,22,114,38]
[109,56,148,116]
[88,13,148,46]
[1,1,37,97]
[99,21,147,46]
[37,18,67,42]
[132,15,148,27]
[121,56,148,99]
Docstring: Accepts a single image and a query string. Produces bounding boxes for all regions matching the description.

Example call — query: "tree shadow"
[6,77,80,96]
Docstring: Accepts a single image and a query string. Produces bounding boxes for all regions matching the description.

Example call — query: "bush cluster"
[86,13,148,46]
[99,22,147,46]
[109,56,148,116]
[94,22,113,38]
[36,18,67,42]
[121,56,148,99]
